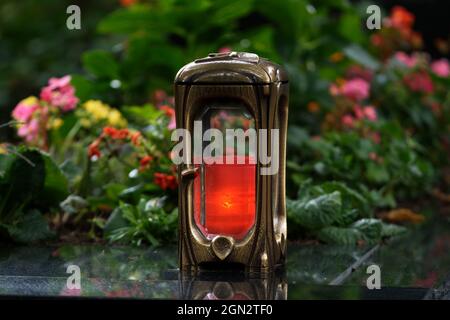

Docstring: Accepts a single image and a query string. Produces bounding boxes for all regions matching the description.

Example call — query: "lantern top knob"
[175,52,288,85]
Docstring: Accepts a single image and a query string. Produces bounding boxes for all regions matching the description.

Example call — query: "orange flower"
[103,126,130,140]
[130,131,142,146]
[154,172,177,190]
[159,105,175,118]
[159,105,176,130]
[152,89,168,106]
[139,155,153,171]
[307,101,320,113]
[390,6,414,30]
[329,52,344,63]
[119,0,136,7]
[140,155,153,166]
[88,139,101,158]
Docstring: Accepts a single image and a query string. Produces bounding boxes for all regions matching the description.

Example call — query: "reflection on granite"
[345,220,450,292]
[0,244,372,299]
[0,219,448,299]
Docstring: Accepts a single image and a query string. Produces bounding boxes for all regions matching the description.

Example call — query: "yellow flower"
[83,100,110,121]
[49,118,64,130]
[108,109,127,127]
[80,100,127,128]
[22,96,39,106]
[80,118,92,128]
[0,144,7,154]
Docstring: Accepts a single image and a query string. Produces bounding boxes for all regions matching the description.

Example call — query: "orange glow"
[194,156,256,240]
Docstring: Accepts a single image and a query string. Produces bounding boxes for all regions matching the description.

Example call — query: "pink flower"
[431,59,450,77]
[363,106,377,121]
[218,47,232,53]
[12,96,40,122]
[17,118,40,142]
[340,78,370,102]
[353,105,377,122]
[395,52,418,68]
[370,132,381,144]
[346,65,373,82]
[369,152,378,161]
[40,75,78,112]
[341,115,355,128]
[329,83,340,96]
[404,71,434,94]
[353,105,364,119]
[159,105,176,130]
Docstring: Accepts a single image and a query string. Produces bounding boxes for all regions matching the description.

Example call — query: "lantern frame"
[174,52,289,273]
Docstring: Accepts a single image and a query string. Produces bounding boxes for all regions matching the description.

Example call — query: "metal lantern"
[174,52,289,273]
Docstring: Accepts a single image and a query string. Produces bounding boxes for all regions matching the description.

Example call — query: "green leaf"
[343,44,380,70]
[0,149,45,220]
[351,218,382,241]
[366,162,390,184]
[338,13,364,44]
[97,5,174,35]
[314,181,370,216]
[122,104,161,125]
[4,210,53,243]
[317,226,362,245]
[209,0,253,25]
[70,74,94,102]
[380,222,407,238]
[104,207,129,236]
[37,152,69,206]
[287,191,342,229]
[82,50,119,79]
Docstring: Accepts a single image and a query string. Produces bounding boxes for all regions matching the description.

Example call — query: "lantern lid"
[174,52,288,84]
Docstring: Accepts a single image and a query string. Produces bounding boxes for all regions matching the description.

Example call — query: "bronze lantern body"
[174,52,289,273]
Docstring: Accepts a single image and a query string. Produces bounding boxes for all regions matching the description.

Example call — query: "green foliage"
[287,181,407,245]
[3,1,448,247]
[0,147,68,242]
[288,190,342,230]
[104,197,178,246]
[288,121,435,208]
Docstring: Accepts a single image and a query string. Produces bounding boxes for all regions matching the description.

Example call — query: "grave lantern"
[174,52,289,272]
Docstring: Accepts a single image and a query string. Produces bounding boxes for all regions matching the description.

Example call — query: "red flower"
[88,139,101,158]
[341,115,355,128]
[346,65,373,82]
[403,72,434,94]
[218,47,232,53]
[159,105,176,130]
[154,172,177,190]
[140,155,153,166]
[119,0,136,7]
[152,89,168,106]
[139,155,153,171]
[390,6,415,31]
[103,127,130,139]
[130,131,142,146]
[159,105,175,118]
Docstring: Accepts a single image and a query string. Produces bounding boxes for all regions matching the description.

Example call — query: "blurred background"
[0,0,449,247]
[2,0,450,140]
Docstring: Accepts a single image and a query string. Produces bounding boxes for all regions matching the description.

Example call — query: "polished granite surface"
[0,220,449,299]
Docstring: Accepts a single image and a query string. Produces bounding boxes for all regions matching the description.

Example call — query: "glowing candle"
[194,156,255,240]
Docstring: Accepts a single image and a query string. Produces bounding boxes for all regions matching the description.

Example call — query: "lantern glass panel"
[193,100,256,240]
